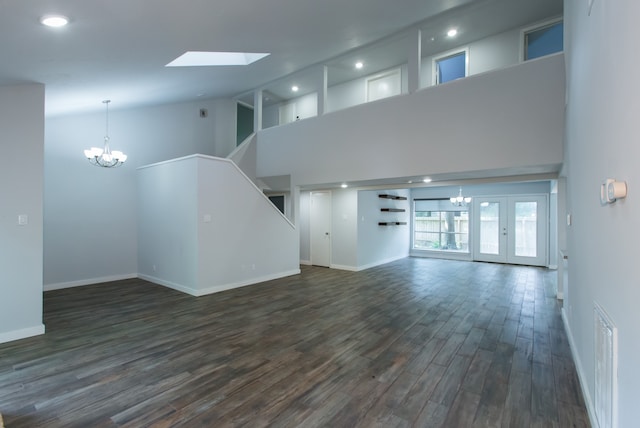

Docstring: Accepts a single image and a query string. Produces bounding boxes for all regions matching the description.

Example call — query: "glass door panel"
[479,202,500,255]
[514,201,537,257]
[507,196,547,266]
[474,198,507,263]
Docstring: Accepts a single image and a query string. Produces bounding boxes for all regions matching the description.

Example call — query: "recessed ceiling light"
[291,85,299,92]
[355,61,364,69]
[166,51,270,67]
[40,14,69,28]
[341,183,348,188]
[447,28,458,38]
[423,178,432,183]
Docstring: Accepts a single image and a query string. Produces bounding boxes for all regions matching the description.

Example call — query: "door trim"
[473,194,548,267]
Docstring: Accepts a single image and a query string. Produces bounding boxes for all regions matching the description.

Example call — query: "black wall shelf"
[378,221,407,226]
[378,194,407,201]
[380,208,405,212]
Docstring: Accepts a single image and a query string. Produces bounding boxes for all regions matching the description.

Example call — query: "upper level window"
[524,20,564,61]
[433,48,468,85]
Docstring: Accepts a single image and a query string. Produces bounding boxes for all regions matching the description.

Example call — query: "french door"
[473,195,547,266]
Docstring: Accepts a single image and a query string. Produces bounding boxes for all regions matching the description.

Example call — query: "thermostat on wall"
[601,178,627,204]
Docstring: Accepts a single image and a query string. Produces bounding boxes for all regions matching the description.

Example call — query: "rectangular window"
[413,199,469,252]
[524,21,563,61]
[433,49,468,85]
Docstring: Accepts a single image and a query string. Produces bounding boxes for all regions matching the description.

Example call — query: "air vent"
[594,302,617,428]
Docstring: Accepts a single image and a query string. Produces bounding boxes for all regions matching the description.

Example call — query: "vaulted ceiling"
[0,0,561,117]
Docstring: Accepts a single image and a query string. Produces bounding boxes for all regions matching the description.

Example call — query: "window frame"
[520,17,564,62]
[432,47,469,85]
[412,198,471,254]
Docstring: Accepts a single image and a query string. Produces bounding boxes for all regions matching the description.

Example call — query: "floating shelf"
[380,208,405,212]
[378,222,407,226]
[378,194,407,201]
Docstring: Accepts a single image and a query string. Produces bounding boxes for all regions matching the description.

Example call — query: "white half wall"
[137,156,199,292]
[138,155,300,296]
[0,84,45,343]
[257,54,565,187]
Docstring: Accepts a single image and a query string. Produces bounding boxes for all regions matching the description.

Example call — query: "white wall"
[257,54,565,187]
[138,155,300,296]
[327,65,409,113]
[137,157,199,292]
[44,98,236,289]
[564,0,640,426]
[0,84,45,343]
[357,189,411,269]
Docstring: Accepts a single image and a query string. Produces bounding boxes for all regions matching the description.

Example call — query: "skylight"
[166,51,270,67]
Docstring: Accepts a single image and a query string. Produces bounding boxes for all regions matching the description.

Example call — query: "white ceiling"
[0,0,561,117]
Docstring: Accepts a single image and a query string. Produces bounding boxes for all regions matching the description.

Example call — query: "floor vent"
[594,302,617,428]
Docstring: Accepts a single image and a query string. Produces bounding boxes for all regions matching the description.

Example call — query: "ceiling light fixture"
[450,187,471,206]
[341,183,348,188]
[291,85,299,92]
[447,28,458,38]
[355,61,364,69]
[84,100,127,168]
[40,14,69,27]
[423,178,432,183]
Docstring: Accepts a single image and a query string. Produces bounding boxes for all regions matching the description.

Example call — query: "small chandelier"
[84,100,127,168]
[451,187,471,206]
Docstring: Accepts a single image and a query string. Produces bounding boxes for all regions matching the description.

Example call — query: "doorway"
[310,191,331,267]
[473,195,548,266]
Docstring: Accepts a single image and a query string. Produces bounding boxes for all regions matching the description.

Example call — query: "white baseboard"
[300,259,312,266]
[137,274,199,296]
[355,254,409,272]
[0,324,45,344]
[562,307,597,427]
[330,264,358,271]
[140,269,301,297]
[44,274,138,291]
[195,269,301,296]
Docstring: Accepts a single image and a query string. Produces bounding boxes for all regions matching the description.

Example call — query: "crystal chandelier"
[450,187,471,206]
[84,100,127,168]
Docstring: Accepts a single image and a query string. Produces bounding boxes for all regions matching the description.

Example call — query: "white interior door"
[474,195,548,266]
[310,191,331,267]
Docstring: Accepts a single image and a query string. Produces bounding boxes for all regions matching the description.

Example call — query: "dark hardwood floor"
[0,258,590,427]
